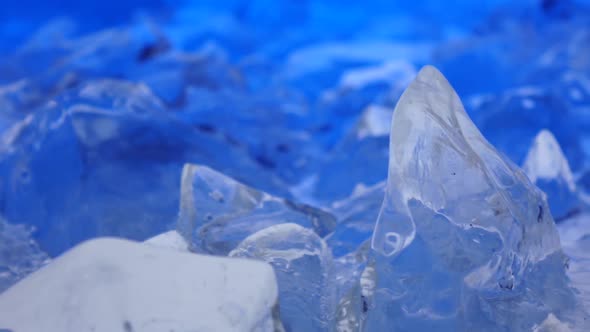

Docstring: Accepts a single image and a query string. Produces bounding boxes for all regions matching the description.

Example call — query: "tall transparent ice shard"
[523,130,582,221]
[366,66,585,331]
[229,223,333,332]
[178,164,336,255]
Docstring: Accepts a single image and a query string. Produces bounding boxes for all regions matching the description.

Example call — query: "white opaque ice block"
[144,229,189,252]
[0,237,279,332]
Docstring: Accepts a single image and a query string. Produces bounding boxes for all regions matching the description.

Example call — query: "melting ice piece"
[523,129,582,221]
[0,238,279,332]
[178,164,336,255]
[367,66,585,331]
[229,223,333,332]
[0,218,49,293]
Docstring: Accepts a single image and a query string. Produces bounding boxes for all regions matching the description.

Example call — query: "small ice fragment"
[230,223,334,332]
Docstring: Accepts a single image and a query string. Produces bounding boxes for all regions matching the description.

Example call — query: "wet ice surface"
[1,1,590,331]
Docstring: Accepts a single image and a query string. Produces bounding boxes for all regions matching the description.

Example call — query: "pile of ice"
[2,66,589,331]
[1,2,590,329]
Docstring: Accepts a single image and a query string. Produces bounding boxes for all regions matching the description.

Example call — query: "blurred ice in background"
[1,0,590,330]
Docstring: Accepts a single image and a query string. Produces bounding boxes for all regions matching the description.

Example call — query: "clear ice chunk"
[178,164,336,255]
[0,238,279,332]
[523,129,583,221]
[366,66,585,331]
[229,223,333,332]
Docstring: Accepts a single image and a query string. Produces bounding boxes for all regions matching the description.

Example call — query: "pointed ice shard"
[229,223,334,332]
[523,130,576,191]
[367,66,583,331]
[178,164,336,255]
[523,130,582,221]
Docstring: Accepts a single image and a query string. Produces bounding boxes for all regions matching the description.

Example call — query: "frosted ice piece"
[338,60,415,91]
[178,164,336,255]
[0,218,49,293]
[229,223,334,332]
[0,238,279,332]
[523,130,576,192]
[285,42,431,79]
[74,79,167,115]
[326,181,385,257]
[523,130,582,221]
[367,66,583,331]
[144,230,189,252]
[532,313,574,332]
[355,105,394,140]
